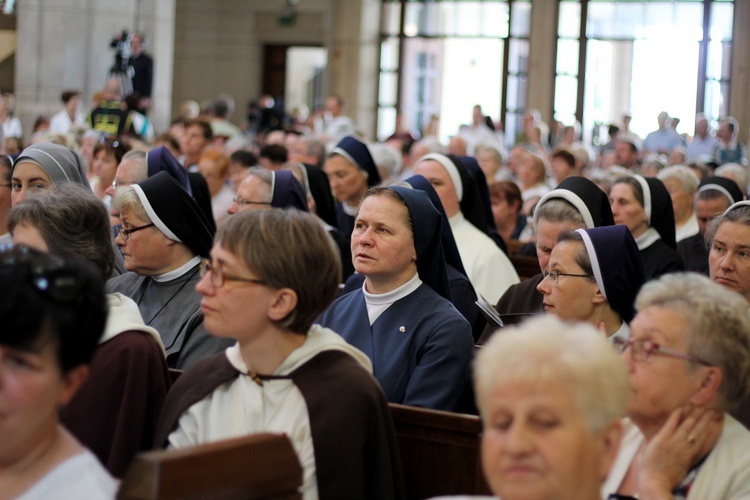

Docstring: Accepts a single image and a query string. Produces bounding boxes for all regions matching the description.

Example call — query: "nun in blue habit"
[317,185,474,412]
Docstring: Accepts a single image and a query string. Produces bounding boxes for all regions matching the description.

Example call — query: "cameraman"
[128,32,153,115]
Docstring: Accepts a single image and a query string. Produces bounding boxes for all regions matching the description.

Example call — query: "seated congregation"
[2,103,750,498]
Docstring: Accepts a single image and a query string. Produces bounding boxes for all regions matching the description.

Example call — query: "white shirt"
[449,212,520,304]
[49,109,87,135]
[168,326,372,500]
[675,212,699,243]
[17,449,117,500]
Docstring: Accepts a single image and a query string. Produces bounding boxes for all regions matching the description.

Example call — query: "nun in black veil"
[610,174,684,280]
[318,185,474,411]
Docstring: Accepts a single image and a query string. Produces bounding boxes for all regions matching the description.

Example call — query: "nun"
[323,136,381,237]
[10,142,126,275]
[228,167,307,214]
[677,176,744,275]
[537,224,645,341]
[107,171,233,369]
[481,176,615,343]
[610,174,684,280]
[341,174,486,341]
[10,142,90,206]
[147,145,215,233]
[413,153,519,304]
[318,186,474,411]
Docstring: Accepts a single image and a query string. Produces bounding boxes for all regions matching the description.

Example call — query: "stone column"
[14,0,175,139]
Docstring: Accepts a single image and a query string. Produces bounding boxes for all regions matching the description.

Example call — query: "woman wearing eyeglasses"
[154,209,405,499]
[0,246,117,498]
[536,224,645,342]
[603,273,750,498]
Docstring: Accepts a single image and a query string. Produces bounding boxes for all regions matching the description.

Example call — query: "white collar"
[152,255,201,282]
[634,227,661,251]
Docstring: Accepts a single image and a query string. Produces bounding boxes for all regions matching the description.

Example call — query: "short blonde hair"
[635,273,750,412]
[475,316,629,433]
[216,209,341,334]
[112,185,150,223]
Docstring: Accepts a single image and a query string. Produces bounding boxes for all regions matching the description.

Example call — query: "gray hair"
[369,143,403,180]
[715,163,749,195]
[658,165,700,195]
[474,143,504,165]
[8,183,115,277]
[475,316,629,433]
[534,198,586,228]
[119,149,148,182]
[635,273,750,412]
[112,185,151,224]
[705,204,750,246]
[244,167,274,203]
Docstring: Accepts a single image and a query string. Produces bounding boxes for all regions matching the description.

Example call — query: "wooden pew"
[118,433,302,500]
[510,254,540,281]
[390,403,490,499]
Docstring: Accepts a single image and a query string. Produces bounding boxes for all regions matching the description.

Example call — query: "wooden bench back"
[118,433,302,500]
[390,403,490,499]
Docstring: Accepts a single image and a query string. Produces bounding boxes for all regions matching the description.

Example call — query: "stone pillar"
[328,0,381,140]
[14,0,175,139]
[526,0,559,128]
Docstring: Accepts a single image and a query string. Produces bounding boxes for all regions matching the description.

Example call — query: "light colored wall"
[730,0,750,144]
[14,0,174,135]
[172,0,332,129]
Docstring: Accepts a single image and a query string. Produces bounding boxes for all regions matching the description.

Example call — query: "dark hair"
[8,183,115,278]
[0,245,107,373]
[613,176,644,207]
[184,118,214,141]
[216,209,341,334]
[489,180,522,212]
[230,150,258,167]
[61,90,81,104]
[93,136,130,165]
[0,154,11,183]
[260,144,288,164]
[155,133,181,153]
[551,148,576,169]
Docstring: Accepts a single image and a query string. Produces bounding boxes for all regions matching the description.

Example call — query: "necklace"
[137,266,200,327]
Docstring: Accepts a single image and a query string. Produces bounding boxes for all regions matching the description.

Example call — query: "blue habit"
[318,283,474,412]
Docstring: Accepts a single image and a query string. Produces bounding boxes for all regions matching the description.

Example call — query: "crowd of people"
[1,85,750,499]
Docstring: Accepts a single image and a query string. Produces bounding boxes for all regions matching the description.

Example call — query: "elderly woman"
[0,246,116,498]
[516,150,550,214]
[108,171,233,368]
[678,176,743,275]
[475,316,628,500]
[154,209,404,499]
[323,135,381,238]
[318,186,474,411]
[537,225,645,341]
[9,183,170,477]
[414,153,519,304]
[604,273,750,498]
[657,165,700,243]
[706,201,750,303]
[610,175,684,280]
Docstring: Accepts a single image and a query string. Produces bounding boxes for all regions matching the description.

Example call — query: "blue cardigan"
[318,283,474,412]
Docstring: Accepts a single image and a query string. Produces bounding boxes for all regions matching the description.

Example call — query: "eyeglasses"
[613,337,713,366]
[0,246,87,304]
[199,259,268,288]
[233,196,271,207]
[541,269,594,287]
[116,223,155,240]
[111,178,136,191]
